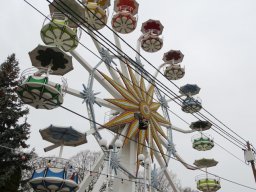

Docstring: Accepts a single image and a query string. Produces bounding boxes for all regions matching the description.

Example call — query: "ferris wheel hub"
[139,101,151,119]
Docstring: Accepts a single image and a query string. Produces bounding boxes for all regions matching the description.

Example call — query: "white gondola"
[164,64,185,80]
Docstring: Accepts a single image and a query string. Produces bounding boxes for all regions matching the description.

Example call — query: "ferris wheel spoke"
[105,99,139,111]
[158,134,169,149]
[146,83,155,105]
[113,34,129,79]
[98,99,123,111]
[150,102,161,111]
[88,30,123,85]
[172,152,198,170]
[104,111,135,128]
[169,124,195,134]
[88,30,102,51]
[48,81,122,110]
[70,50,121,98]
[151,111,170,126]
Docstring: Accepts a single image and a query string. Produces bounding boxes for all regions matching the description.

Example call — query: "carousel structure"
[18,0,222,191]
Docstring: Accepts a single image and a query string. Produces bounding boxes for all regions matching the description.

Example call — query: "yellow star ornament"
[99,65,170,172]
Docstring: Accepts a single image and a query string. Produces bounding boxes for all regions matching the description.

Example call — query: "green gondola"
[41,16,79,52]
[192,135,214,151]
[197,178,221,192]
[17,75,63,110]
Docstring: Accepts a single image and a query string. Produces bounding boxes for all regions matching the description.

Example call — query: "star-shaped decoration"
[99,64,170,173]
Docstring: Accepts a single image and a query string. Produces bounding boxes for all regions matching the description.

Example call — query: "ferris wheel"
[17,0,222,192]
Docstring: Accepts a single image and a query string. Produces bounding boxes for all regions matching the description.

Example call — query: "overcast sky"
[1,0,256,191]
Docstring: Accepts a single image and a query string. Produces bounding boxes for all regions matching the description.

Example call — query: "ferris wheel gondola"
[83,0,110,30]
[16,67,65,110]
[192,134,214,151]
[182,96,202,113]
[163,50,185,80]
[111,0,139,34]
[140,19,164,53]
[194,159,221,192]
[17,45,72,110]
[179,84,202,113]
[40,12,81,52]
[191,120,214,151]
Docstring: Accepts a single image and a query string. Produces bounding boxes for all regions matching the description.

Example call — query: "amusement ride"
[16,0,226,191]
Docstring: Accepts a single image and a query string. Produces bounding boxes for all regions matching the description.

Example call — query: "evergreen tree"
[0,54,32,191]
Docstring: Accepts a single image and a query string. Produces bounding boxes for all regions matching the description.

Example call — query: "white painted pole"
[164,125,195,134]
[136,38,141,61]
[59,144,64,158]
[112,140,136,192]
[153,143,178,192]
[135,38,142,81]
[148,129,152,192]
[106,150,111,192]
[113,34,129,79]
[146,63,167,90]
[144,164,147,192]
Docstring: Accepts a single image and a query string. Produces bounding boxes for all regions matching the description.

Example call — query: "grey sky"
[1,0,256,191]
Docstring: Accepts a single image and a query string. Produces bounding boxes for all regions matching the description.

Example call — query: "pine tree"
[0,54,32,191]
